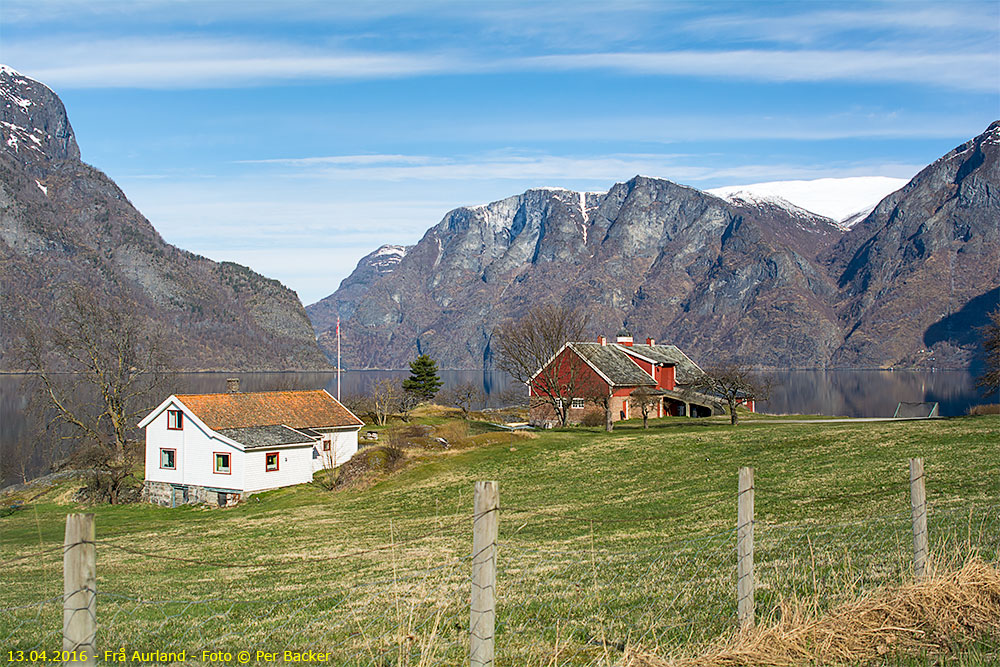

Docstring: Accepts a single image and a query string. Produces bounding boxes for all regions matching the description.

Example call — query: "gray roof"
[217,425,315,449]
[613,344,704,385]
[569,343,656,387]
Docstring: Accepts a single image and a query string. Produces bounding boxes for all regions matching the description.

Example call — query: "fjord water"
[0,369,989,488]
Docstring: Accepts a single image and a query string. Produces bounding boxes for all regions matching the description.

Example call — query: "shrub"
[580,409,605,427]
[967,404,1000,416]
[332,446,405,488]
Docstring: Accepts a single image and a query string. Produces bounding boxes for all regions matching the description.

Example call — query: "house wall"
[310,428,360,473]
[144,401,244,493]
[660,366,676,391]
[243,446,315,493]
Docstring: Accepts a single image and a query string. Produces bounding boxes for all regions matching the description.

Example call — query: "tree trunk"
[729,398,739,425]
[642,413,648,429]
[605,402,614,432]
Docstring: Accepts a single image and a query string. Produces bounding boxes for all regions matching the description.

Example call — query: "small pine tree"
[402,354,444,401]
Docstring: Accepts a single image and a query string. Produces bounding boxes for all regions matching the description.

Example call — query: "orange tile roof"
[175,390,363,430]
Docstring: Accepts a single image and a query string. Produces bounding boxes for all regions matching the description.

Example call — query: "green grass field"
[2,413,999,666]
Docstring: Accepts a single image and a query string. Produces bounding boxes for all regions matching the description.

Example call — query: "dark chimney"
[226,378,240,394]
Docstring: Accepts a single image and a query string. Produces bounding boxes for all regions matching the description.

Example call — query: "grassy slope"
[2,414,999,664]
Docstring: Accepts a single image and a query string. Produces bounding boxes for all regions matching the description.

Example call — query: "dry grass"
[626,558,1000,667]
[967,404,1000,416]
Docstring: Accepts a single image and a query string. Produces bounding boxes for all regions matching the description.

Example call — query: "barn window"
[571,398,585,409]
[265,452,279,472]
[160,448,176,469]
[167,410,183,430]
[323,439,332,451]
[214,452,231,474]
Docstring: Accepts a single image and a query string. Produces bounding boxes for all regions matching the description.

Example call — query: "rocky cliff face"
[314,123,999,370]
[823,121,1000,368]
[314,179,846,369]
[306,244,411,333]
[0,66,330,371]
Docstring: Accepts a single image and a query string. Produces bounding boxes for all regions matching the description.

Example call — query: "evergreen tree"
[402,354,444,401]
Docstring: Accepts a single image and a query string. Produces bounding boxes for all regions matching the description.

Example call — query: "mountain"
[306,244,411,334]
[313,124,999,371]
[0,66,330,371]
[313,179,845,369]
[823,121,1000,368]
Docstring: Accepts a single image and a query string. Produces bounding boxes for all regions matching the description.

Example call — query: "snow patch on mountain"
[712,190,826,221]
[708,176,909,223]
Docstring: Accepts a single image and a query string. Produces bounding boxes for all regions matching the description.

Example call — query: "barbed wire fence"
[2,457,997,666]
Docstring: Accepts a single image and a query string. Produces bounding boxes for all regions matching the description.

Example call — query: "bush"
[332,446,405,488]
[580,409,605,427]
[967,404,1000,416]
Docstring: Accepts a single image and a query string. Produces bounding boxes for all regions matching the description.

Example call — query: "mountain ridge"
[0,66,331,371]
[310,125,999,370]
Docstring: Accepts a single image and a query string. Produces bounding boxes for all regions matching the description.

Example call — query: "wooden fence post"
[910,458,929,579]
[737,467,755,630]
[63,513,96,666]
[471,481,498,667]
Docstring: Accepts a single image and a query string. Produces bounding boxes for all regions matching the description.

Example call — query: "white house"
[139,381,364,507]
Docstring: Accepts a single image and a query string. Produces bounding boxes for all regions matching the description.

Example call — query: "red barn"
[528,331,727,427]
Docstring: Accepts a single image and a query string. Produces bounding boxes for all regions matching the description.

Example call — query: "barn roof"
[569,343,657,387]
[217,425,315,449]
[175,390,363,430]
[614,344,704,385]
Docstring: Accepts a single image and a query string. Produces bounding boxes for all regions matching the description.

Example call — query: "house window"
[265,452,279,472]
[160,448,176,470]
[167,410,183,430]
[555,398,564,409]
[323,439,331,451]
[571,398,585,409]
[214,452,231,474]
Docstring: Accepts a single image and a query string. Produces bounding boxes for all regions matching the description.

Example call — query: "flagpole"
[337,315,341,401]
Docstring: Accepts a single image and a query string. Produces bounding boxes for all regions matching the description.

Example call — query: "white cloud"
[516,49,998,92]
[4,34,996,91]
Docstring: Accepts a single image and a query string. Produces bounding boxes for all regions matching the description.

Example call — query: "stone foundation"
[143,481,241,508]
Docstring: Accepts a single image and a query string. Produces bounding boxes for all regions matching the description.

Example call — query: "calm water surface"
[1,369,991,487]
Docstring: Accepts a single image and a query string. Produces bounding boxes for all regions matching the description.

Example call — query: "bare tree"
[688,363,770,426]
[495,304,591,427]
[629,386,660,429]
[369,377,400,426]
[397,386,420,422]
[341,393,374,424]
[977,307,1000,397]
[583,388,616,432]
[441,382,486,419]
[18,288,166,503]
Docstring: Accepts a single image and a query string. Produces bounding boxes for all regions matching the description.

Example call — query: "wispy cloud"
[6,35,996,91]
[516,50,998,92]
[233,150,925,187]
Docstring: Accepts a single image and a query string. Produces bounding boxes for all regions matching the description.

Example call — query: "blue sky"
[2,1,998,304]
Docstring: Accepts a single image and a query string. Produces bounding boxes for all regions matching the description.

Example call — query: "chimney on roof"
[646,337,655,346]
[226,378,240,394]
[597,335,607,346]
[616,328,633,347]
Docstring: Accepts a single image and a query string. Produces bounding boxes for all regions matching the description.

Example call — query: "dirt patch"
[626,557,1000,667]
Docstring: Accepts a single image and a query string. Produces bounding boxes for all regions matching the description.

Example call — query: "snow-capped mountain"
[708,176,910,226]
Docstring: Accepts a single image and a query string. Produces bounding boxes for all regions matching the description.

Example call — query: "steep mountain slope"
[306,244,411,333]
[315,179,845,369]
[824,121,1000,368]
[0,66,330,371]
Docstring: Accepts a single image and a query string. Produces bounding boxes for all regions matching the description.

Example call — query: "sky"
[2,1,998,305]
